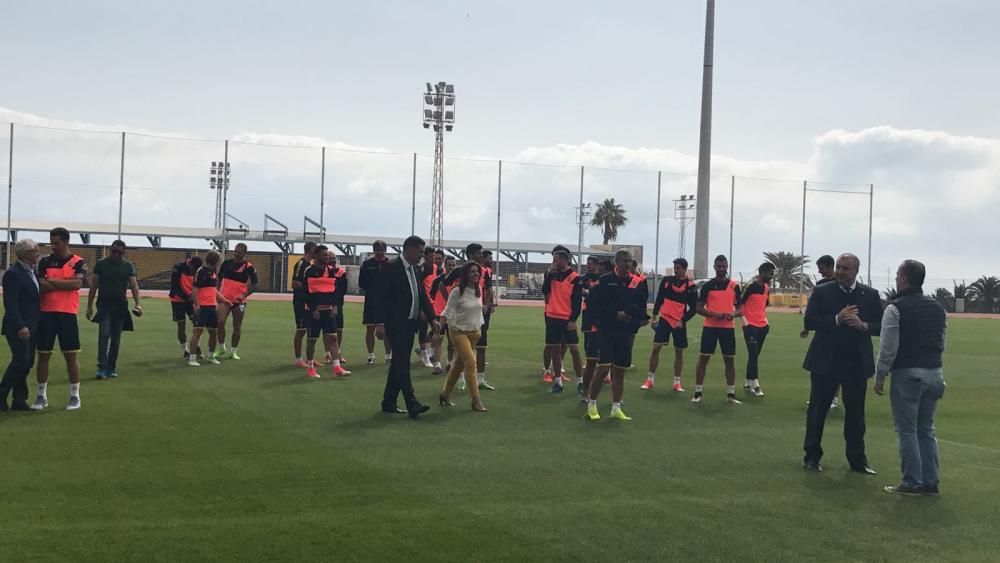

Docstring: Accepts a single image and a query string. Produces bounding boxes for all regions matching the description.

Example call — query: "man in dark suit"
[374,236,439,419]
[802,253,882,474]
[1,239,42,412]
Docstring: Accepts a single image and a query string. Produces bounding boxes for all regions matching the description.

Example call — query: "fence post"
[117,131,125,239]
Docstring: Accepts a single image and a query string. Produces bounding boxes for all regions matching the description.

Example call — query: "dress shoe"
[851,465,878,476]
[10,402,35,412]
[408,403,431,419]
[381,406,407,415]
[803,460,823,472]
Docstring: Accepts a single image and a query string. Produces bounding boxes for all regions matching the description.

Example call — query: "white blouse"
[441,286,485,332]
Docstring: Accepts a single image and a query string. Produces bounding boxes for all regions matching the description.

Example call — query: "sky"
[1,0,999,289]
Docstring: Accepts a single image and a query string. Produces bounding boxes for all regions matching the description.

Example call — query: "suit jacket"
[803,280,883,379]
[2,263,41,336]
[372,257,436,329]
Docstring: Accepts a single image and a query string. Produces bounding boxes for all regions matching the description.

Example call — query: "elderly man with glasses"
[86,240,142,380]
[1,239,42,411]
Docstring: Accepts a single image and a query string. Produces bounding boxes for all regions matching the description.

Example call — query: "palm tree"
[933,287,954,312]
[762,251,813,290]
[968,275,1000,313]
[590,198,628,245]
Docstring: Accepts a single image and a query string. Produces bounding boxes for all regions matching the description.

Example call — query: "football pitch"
[1,299,998,562]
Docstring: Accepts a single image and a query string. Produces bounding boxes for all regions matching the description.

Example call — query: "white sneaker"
[751,386,765,397]
[188,358,200,366]
[31,396,48,410]
[208,357,221,365]
[66,396,81,410]
[691,392,703,404]
[727,394,742,405]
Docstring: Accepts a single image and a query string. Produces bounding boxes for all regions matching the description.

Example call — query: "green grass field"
[1,299,998,562]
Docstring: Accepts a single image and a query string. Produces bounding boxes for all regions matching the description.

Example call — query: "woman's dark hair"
[459,262,482,298]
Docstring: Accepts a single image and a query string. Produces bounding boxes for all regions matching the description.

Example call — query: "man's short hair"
[424,247,436,255]
[404,236,426,250]
[315,244,329,254]
[673,257,688,269]
[13,239,38,259]
[714,254,728,264]
[205,250,221,266]
[110,240,126,250]
[482,250,492,257]
[50,227,70,243]
[304,241,317,254]
[759,262,776,273]
[587,255,600,264]
[434,248,445,256]
[817,255,835,268]
[615,249,632,261]
[189,256,203,269]
[235,242,248,251]
[373,240,387,251]
[465,242,483,256]
[553,250,571,261]
[552,245,571,254]
[900,260,926,288]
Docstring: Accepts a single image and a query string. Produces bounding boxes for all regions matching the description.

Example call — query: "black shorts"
[36,312,81,353]
[544,316,579,345]
[362,297,379,325]
[653,320,688,348]
[309,309,337,339]
[293,296,308,329]
[477,312,491,348]
[335,307,345,330]
[194,307,219,329]
[597,329,630,368]
[172,301,195,322]
[700,327,737,357]
[584,331,600,359]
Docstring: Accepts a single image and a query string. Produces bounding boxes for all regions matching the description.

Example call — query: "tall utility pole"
[575,202,592,274]
[209,160,230,229]
[674,195,696,259]
[693,0,715,279]
[422,81,455,247]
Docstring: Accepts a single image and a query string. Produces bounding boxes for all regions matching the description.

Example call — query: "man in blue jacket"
[1,239,42,412]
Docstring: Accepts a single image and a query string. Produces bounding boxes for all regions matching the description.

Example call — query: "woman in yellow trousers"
[439,263,487,412]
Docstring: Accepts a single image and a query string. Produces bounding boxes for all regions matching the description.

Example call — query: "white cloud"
[1,106,996,286]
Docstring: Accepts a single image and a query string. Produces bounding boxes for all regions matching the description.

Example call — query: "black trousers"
[1,332,35,406]
[382,319,420,411]
[803,370,868,468]
[742,325,769,380]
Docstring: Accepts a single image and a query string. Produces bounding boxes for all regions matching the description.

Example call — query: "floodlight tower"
[209,161,231,229]
[422,81,455,247]
[674,194,696,259]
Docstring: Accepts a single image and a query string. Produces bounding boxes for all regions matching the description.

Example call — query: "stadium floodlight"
[422,81,456,247]
[209,161,231,229]
[674,194,696,259]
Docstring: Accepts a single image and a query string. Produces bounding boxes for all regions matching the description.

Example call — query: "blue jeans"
[98,314,125,373]
[889,367,945,488]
